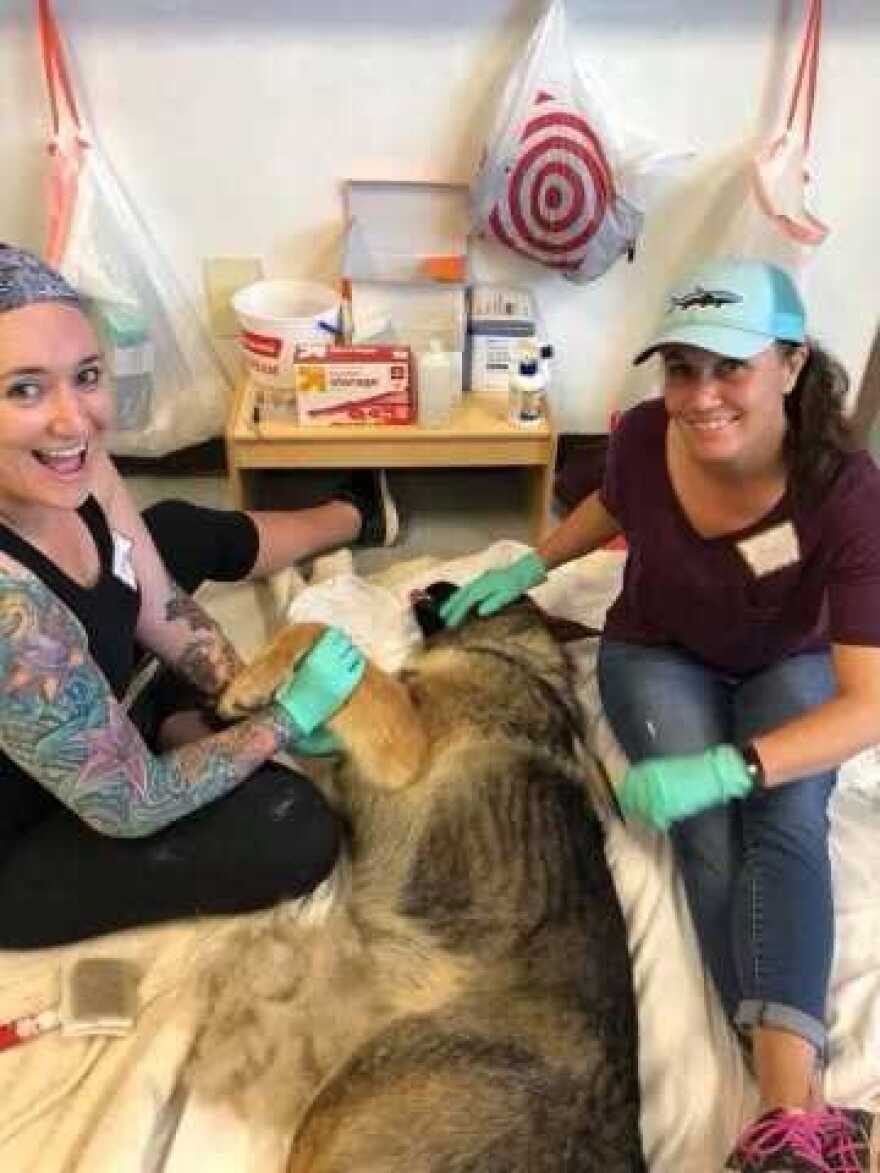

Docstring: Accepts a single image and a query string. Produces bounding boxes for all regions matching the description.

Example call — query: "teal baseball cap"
[633,258,806,365]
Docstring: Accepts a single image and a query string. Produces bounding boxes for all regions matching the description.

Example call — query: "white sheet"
[1,547,877,1172]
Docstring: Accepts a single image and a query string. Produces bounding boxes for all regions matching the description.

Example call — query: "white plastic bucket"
[232,279,340,388]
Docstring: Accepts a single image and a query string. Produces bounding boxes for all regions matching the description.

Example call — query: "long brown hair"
[780,339,852,507]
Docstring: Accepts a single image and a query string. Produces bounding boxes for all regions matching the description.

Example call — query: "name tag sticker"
[111,530,138,590]
[736,522,801,578]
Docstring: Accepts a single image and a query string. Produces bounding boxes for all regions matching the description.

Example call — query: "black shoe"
[336,470,399,548]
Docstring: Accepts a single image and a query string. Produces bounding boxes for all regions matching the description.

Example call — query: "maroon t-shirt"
[599,399,880,673]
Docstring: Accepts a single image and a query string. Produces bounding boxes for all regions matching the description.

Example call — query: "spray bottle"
[508,347,547,427]
[418,339,458,427]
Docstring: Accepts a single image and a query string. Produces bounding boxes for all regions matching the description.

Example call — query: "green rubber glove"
[438,551,547,628]
[290,726,342,757]
[619,745,753,831]
[272,627,365,739]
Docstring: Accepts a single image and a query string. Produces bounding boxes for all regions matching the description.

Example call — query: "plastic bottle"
[94,301,154,431]
[539,343,554,386]
[418,340,457,427]
[508,355,546,427]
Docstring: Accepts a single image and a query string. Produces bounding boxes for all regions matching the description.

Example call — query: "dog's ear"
[410,580,458,638]
[541,614,601,644]
[509,596,601,644]
[410,581,600,645]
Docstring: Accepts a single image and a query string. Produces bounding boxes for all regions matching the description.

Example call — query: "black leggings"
[0,500,342,950]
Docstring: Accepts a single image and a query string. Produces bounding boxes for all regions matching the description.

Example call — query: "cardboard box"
[293,344,413,425]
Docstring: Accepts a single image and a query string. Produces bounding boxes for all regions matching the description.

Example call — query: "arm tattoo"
[164,583,216,632]
[0,577,288,838]
[163,579,243,697]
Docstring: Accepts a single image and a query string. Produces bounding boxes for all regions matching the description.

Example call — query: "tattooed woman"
[0,245,393,948]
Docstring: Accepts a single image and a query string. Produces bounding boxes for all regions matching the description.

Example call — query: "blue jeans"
[597,639,837,1054]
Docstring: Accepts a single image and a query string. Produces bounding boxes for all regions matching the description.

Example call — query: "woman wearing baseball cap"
[442,257,880,1170]
[0,244,400,948]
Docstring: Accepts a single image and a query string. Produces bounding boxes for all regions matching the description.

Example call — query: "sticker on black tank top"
[111,530,137,590]
[736,521,801,578]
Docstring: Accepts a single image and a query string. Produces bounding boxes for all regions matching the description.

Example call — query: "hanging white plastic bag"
[472,0,691,284]
[714,0,827,291]
[37,0,229,456]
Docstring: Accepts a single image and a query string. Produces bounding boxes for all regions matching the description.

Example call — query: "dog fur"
[187,601,646,1172]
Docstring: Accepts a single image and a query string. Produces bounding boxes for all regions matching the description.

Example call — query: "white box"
[469,334,537,393]
[469,285,535,327]
[467,284,537,393]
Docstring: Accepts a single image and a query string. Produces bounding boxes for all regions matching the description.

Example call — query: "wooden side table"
[225,379,557,544]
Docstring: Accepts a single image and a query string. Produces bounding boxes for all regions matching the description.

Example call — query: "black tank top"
[0,497,141,855]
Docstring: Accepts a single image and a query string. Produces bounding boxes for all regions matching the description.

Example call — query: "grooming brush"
[0,957,140,1052]
[59,957,140,1037]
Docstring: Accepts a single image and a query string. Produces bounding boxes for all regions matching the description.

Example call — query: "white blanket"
[1,546,878,1172]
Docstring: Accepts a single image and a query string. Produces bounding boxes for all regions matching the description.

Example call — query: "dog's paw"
[217,622,327,718]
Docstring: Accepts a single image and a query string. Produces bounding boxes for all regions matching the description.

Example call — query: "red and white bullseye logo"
[487,91,614,272]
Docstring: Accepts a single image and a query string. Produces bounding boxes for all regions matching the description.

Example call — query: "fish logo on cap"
[670,286,743,311]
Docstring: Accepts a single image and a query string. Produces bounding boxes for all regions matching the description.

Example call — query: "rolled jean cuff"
[735,999,827,1057]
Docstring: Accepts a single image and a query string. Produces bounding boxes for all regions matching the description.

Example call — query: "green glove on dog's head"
[619,745,754,831]
[272,627,365,740]
[438,551,547,629]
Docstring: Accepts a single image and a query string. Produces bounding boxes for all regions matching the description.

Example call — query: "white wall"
[1,0,877,433]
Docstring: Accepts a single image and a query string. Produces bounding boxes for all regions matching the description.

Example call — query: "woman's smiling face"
[0,301,111,520]
[660,342,806,473]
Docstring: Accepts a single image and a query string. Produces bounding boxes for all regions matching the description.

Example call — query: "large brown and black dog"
[187,595,646,1173]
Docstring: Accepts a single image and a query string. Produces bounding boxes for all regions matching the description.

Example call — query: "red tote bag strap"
[36,0,84,141]
[785,0,822,148]
[749,0,828,249]
[36,0,89,265]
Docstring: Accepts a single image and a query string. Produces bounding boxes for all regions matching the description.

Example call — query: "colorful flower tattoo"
[0,576,287,837]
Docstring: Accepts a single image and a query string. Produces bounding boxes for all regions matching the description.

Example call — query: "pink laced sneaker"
[726,1108,831,1171]
[819,1107,879,1172]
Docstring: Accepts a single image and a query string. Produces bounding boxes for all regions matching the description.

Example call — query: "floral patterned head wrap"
[0,244,81,315]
